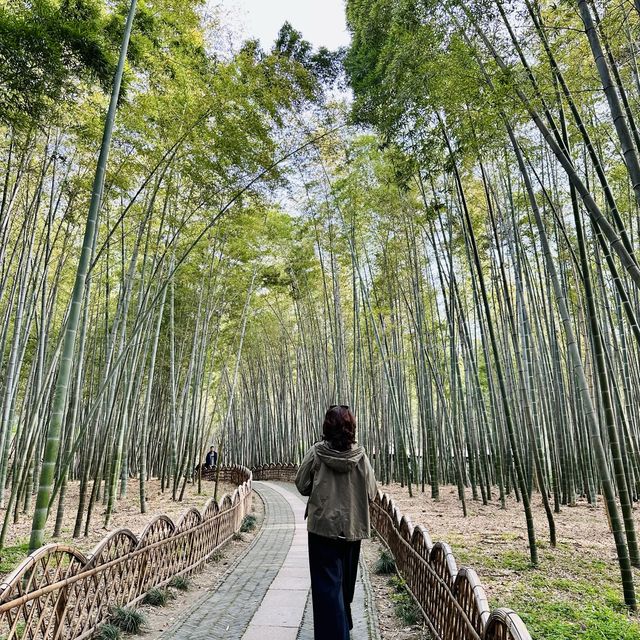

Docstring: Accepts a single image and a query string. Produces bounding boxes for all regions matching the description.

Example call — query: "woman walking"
[295,405,377,639]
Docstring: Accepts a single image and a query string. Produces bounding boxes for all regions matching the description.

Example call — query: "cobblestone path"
[159,481,378,640]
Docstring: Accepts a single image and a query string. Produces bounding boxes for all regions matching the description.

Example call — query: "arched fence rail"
[257,463,533,640]
[197,463,298,483]
[252,463,298,482]
[0,465,252,640]
[370,491,532,640]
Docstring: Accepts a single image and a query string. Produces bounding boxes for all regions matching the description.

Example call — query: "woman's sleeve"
[295,446,315,496]
[364,454,377,501]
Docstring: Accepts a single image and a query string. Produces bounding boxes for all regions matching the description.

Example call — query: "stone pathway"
[242,483,309,640]
[159,481,379,640]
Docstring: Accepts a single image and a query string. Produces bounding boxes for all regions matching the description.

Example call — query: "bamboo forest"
[3,0,640,638]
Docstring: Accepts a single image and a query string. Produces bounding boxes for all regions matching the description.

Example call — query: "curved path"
[159,481,379,640]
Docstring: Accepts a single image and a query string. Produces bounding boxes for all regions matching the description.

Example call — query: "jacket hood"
[315,441,364,473]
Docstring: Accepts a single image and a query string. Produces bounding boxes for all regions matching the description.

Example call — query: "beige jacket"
[295,441,377,541]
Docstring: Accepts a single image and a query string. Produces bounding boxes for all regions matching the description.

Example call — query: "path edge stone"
[359,553,381,640]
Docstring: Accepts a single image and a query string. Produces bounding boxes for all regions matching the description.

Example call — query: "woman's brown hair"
[323,405,356,451]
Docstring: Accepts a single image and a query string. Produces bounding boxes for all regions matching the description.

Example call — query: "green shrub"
[394,593,422,625]
[387,576,422,625]
[94,623,122,640]
[240,514,257,532]
[374,549,396,575]
[110,606,146,634]
[168,575,190,591]
[388,575,405,592]
[142,587,171,607]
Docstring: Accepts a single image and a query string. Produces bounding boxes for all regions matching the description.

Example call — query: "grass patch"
[142,587,172,607]
[449,534,640,640]
[0,542,30,574]
[110,606,146,634]
[232,532,244,541]
[373,549,396,575]
[509,573,640,640]
[94,623,121,640]
[168,574,190,591]
[499,550,532,572]
[240,514,257,532]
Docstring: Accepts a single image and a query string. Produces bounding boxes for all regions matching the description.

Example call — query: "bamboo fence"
[0,465,252,640]
[251,463,298,482]
[370,490,532,640]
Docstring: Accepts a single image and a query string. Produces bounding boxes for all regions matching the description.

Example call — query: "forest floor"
[0,477,238,578]
[380,482,640,640]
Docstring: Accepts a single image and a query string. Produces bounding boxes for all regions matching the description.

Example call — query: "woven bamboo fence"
[198,463,297,483]
[251,463,298,482]
[0,465,252,640]
[256,463,533,640]
[370,490,532,640]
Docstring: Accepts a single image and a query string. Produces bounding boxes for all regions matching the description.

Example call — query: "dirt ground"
[380,484,616,556]
[0,477,238,563]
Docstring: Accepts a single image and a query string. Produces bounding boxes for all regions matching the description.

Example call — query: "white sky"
[216,0,350,51]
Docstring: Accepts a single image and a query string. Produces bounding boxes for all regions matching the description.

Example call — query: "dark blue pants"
[308,532,361,640]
